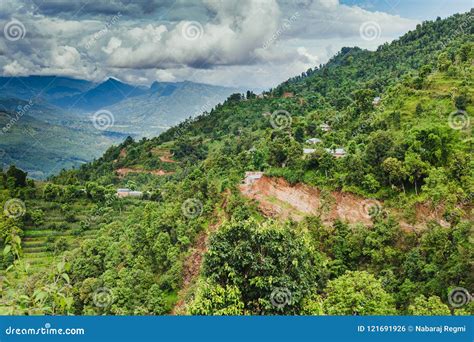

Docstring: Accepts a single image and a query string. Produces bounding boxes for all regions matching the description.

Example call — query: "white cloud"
[155,69,176,82]
[3,60,28,75]
[51,45,80,68]
[102,37,122,54]
[0,0,422,88]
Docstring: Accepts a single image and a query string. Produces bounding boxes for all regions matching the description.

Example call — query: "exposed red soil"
[151,148,176,163]
[159,155,176,163]
[119,148,127,158]
[113,148,127,163]
[115,167,174,178]
[240,175,452,230]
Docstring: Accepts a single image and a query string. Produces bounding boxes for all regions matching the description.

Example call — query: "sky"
[0,0,472,89]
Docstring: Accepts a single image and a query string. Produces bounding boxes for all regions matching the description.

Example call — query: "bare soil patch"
[240,175,451,230]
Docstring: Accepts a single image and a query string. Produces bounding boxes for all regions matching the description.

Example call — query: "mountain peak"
[103,76,125,85]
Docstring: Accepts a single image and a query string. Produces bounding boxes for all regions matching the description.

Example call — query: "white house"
[306,138,322,144]
[303,148,317,155]
[372,97,381,106]
[325,148,347,158]
[117,188,143,198]
[320,123,331,132]
[243,171,264,185]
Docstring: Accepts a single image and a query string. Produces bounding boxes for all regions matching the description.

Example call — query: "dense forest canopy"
[0,11,473,316]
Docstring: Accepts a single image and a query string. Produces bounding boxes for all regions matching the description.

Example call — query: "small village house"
[303,148,317,155]
[243,171,264,185]
[325,148,347,158]
[320,123,331,132]
[117,188,143,198]
[306,138,322,144]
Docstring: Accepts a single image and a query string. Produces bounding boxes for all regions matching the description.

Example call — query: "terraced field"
[18,200,99,272]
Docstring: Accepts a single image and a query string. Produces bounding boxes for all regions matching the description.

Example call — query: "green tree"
[407,295,450,315]
[6,166,27,188]
[404,151,429,195]
[189,282,245,315]
[382,157,407,193]
[323,271,396,315]
[203,219,318,314]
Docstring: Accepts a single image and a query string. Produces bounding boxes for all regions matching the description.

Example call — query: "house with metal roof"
[325,148,347,158]
[306,138,322,144]
[320,123,331,132]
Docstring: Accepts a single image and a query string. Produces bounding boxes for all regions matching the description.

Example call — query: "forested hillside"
[1,11,472,316]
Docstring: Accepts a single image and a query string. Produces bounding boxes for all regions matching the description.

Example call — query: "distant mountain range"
[0,75,245,178]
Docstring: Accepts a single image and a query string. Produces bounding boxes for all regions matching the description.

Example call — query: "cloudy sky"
[0,0,472,89]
